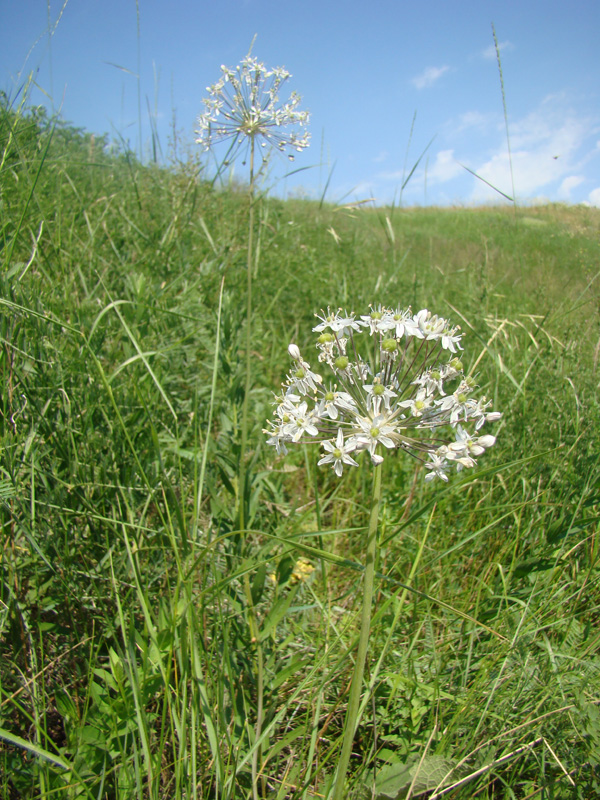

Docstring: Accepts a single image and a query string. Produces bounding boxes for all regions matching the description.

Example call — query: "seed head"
[196,54,310,164]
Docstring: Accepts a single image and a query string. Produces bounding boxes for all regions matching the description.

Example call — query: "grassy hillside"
[1,100,600,799]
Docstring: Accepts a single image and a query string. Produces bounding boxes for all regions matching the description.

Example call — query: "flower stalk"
[332,460,382,800]
[196,48,310,532]
[238,136,255,531]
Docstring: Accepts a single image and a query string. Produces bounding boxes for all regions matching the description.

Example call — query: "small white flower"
[389,307,412,338]
[464,396,502,430]
[264,423,289,455]
[412,367,446,396]
[355,413,399,462]
[275,392,301,421]
[363,378,397,413]
[283,401,319,442]
[425,452,450,482]
[435,381,474,423]
[286,361,322,395]
[360,306,394,335]
[440,325,463,352]
[398,387,434,418]
[313,308,361,336]
[409,309,447,341]
[318,429,359,477]
[317,388,357,420]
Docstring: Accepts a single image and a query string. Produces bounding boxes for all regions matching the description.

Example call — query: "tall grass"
[1,96,599,799]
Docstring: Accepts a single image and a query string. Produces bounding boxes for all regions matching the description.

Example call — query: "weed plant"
[1,93,600,800]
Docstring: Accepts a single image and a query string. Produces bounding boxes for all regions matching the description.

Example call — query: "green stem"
[332,462,382,800]
[238,137,255,532]
[243,573,264,800]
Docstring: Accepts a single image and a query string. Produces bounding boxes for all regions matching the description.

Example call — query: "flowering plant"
[266,303,501,798]
[196,47,309,535]
[265,304,501,479]
[195,55,310,165]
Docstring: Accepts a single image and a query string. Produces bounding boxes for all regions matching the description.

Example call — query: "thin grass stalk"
[302,688,324,799]
[194,275,226,539]
[243,570,265,800]
[332,461,382,800]
[304,444,328,595]
[110,545,155,793]
[492,22,517,218]
[239,137,256,532]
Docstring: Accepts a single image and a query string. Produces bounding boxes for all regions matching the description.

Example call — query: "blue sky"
[2,0,599,206]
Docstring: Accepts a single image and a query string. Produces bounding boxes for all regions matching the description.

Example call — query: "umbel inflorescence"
[195,55,310,164]
[265,305,501,481]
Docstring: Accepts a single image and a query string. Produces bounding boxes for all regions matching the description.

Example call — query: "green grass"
[1,98,600,799]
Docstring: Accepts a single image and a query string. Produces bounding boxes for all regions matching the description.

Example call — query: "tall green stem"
[332,462,382,800]
[238,137,255,532]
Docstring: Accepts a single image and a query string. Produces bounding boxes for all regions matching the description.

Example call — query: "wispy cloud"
[558,175,585,199]
[411,65,449,90]
[375,149,461,194]
[481,41,514,60]
[372,150,389,163]
[468,96,597,202]
[451,111,497,134]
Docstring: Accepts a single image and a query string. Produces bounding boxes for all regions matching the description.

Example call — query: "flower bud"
[288,343,301,360]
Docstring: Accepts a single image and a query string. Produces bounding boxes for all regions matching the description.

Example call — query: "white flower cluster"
[195,56,310,162]
[265,305,501,481]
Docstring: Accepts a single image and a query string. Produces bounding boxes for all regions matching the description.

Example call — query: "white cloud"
[481,41,514,60]
[426,149,463,184]
[453,111,496,134]
[375,150,462,202]
[411,65,449,90]
[373,150,389,163]
[468,98,597,202]
[558,175,585,199]
[589,188,600,207]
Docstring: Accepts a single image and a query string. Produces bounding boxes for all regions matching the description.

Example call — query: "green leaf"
[372,755,455,799]
[259,584,300,642]
[0,725,69,769]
